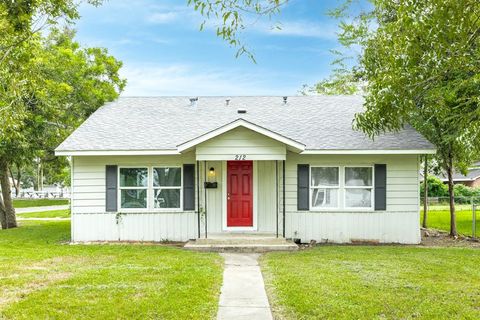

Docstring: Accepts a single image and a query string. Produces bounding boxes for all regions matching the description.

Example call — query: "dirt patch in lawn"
[420,228,480,248]
[0,256,107,308]
[0,271,72,308]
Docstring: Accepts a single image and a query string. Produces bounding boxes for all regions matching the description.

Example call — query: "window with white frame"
[344,167,373,208]
[153,167,182,209]
[310,167,339,208]
[119,168,148,209]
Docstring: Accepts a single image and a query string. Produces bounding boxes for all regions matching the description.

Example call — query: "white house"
[55,96,435,244]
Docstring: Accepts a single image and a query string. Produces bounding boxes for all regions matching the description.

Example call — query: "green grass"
[421,204,479,236]
[0,221,223,319]
[13,198,69,208]
[17,209,71,219]
[262,246,480,320]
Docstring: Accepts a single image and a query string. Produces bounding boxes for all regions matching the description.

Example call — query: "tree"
[301,71,363,95]
[332,0,480,237]
[422,156,428,228]
[0,1,125,229]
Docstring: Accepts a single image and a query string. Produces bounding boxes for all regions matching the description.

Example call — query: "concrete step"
[183,238,298,253]
[194,237,290,245]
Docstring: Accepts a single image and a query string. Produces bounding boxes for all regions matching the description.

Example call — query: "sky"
[75,0,348,96]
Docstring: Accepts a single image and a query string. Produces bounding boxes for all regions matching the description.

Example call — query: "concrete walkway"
[217,253,273,320]
[16,205,69,214]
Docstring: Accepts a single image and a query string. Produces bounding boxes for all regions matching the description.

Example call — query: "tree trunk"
[8,164,21,196]
[0,159,17,229]
[0,194,6,229]
[422,155,428,228]
[446,156,457,237]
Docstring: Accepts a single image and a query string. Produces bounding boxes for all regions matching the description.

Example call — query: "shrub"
[420,176,449,197]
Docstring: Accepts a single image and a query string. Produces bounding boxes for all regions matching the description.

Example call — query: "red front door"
[227,161,253,227]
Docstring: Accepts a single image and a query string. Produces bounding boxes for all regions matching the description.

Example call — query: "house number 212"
[234,154,246,160]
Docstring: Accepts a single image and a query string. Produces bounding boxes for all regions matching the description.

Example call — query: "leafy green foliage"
[0,1,125,227]
[327,0,480,235]
[453,184,480,202]
[302,71,363,95]
[188,0,287,61]
[420,176,449,197]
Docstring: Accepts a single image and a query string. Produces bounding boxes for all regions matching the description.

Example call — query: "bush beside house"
[421,175,480,203]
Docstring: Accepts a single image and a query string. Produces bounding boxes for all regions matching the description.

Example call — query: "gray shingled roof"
[56,96,434,152]
[439,168,480,182]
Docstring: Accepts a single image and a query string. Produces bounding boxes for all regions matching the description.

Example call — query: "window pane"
[153,167,181,187]
[120,168,148,187]
[345,189,372,208]
[121,189,147,208]
[311,167,339,186]
[345,167,373,186]
[311,188,338,208]
[154,189,181,208]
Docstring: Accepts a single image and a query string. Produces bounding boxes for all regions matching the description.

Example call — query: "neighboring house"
[437,162,480,188]
[55,96,435,244]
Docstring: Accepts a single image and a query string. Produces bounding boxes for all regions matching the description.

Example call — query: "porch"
[184,232,298,252]
[195,159,287,239]
[186,123,299,240]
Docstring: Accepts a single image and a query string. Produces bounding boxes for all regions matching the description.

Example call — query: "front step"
[183,236,298,253]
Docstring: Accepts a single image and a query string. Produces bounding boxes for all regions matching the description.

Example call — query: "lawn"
[0,221,223,319]
[13,198,69,208]
[261,246,480,320]
[421,204,479,236]
[17,209,70,219]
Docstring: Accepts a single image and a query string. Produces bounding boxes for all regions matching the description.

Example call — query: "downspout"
[282,159,286,238]
[204,160,208,239]
[197,160,200,239]
[275,160,279,238]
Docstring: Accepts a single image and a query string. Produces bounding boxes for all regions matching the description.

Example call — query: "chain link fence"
[420,196,480,239]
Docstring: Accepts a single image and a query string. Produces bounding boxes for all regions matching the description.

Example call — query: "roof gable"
[177,119,305,153]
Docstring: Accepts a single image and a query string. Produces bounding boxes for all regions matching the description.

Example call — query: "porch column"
[196,160,200,239]
[283,159,286,238]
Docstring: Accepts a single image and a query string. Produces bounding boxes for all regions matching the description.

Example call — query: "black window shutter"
[297,164,309,211]
[183,164,195,210]
[106,165,118,212]
[374,164,387,210]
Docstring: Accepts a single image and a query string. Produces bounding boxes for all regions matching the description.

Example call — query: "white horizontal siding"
[71,152,421,244]
[196,127,286,160]
[72,212,196,242]
[284,153,420,212]
[71,154,198,242]
[286,211,420,244]
[72,153,196,214]
[282,153,421,244]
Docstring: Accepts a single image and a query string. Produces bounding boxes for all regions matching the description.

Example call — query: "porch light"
[209,167,215,176]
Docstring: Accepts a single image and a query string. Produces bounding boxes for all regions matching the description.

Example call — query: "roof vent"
[225,98,231,106]
[189,97,198,107]
[237,108,247,114]
[283,96,288,104]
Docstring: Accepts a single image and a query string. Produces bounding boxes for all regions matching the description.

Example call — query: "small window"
[119,168,148,209]
[310,167,339,208]
[345,167,373,208]
[153,167,181,209]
